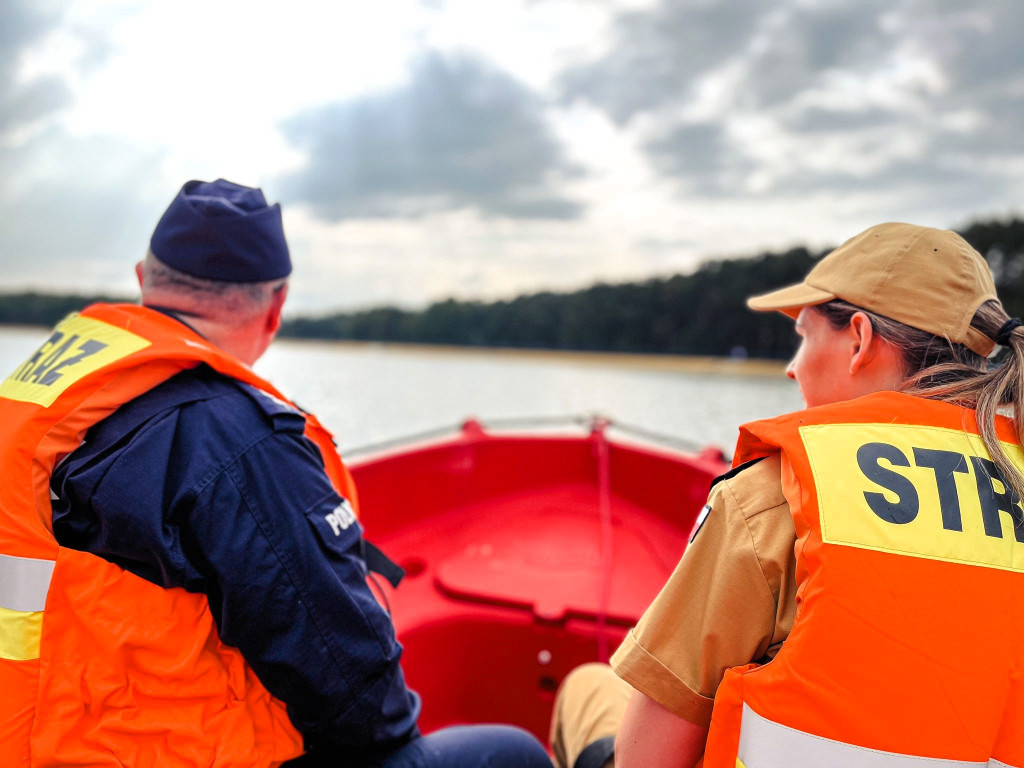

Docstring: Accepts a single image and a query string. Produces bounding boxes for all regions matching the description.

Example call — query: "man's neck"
[144,305,205,338]
[141,302,266,366]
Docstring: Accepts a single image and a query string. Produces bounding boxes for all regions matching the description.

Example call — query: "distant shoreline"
[0,323,787,377]
[275,337,788,377]
[0,323,50,332]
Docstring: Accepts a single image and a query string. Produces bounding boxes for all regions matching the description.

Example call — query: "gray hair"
[141,252,287,318]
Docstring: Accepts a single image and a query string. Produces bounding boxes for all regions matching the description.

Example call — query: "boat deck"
[352,422,726,739]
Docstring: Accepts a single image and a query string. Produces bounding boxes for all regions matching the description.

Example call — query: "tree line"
[3,218,1023,360]
[280,217,1024,359]
[0,292,131,328]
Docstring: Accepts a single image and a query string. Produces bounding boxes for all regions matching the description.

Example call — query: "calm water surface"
[0,326,801,456]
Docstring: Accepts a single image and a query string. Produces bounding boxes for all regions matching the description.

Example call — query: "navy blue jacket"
[49,363,421,762]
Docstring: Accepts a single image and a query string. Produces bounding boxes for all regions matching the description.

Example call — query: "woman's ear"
[847,311,876,374]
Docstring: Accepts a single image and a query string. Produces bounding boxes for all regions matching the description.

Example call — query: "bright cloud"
[1,0,1022,313]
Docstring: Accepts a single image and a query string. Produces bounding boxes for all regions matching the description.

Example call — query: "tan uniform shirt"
[610,454,798,727]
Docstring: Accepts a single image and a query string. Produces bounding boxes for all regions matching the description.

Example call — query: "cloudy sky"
[3,0,1023,314]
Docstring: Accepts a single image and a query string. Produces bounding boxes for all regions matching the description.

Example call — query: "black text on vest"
[11,332,109,388]
[857,442,1024,542]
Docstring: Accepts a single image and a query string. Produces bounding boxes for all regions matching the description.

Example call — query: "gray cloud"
[0,2,176,296]
[909,0,1021,91]
[560,0,768,125]
[277,52,582,221]
[898,2,1024,156]
[783,106,901,134]
[771,158,1002,196]
[736,1,894,110]
[643,121,755,196]
[560,0,1024,213]
[0,1,57,64]
[0,128,168,292]
[0,1,71,136]
[648,123,723,175]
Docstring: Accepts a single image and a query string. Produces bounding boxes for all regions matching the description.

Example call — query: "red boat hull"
[351,421,727,741]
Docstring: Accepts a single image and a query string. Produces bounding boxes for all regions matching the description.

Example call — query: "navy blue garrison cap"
[149,179,291,283]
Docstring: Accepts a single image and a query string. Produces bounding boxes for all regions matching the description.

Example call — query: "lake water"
[0,325,802,456]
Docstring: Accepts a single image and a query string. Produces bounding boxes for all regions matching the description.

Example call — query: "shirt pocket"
[303,493,364,560]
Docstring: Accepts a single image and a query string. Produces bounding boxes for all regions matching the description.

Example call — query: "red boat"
[350,417,729,742]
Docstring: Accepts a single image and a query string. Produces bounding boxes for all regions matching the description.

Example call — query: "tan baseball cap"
[747,222,999,356]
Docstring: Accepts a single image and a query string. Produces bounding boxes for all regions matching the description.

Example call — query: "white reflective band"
[738,704,1013,768]
[0,553,55,612]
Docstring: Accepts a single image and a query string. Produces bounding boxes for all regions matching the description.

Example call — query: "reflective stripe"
[737,704,996,768]
[0,554,53,661]
[0,553,55,612]
[0,605,44,660]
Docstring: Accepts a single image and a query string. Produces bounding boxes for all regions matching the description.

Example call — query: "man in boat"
[0,179,551,767]
[551,223,1024,768]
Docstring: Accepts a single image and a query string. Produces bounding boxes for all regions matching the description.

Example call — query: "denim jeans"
[379,725,551,768]
[288,725,552,768]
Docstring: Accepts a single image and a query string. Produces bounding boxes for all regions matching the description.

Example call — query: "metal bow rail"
[340,414,713,460]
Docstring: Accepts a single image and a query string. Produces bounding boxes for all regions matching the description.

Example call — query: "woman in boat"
[551,222,1024,768]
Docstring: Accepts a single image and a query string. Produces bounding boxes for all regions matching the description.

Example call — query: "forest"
[3,218,1022,360]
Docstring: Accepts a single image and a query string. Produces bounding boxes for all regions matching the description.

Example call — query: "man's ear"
[265,283,289,335]
[135,261,145,291]
[848,311,876,374]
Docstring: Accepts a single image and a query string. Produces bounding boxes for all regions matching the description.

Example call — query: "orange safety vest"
[703,391,1024,768]
[0,303,359,767]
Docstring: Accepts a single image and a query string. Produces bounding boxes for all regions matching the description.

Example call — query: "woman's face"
[786,307,856,408]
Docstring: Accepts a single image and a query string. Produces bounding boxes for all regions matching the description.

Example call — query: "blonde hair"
[815,299,1024,502]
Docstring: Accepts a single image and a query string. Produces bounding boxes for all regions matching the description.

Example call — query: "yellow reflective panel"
[800,423,1024,572]
[0,313,151,408]
[737,759,749,768]
[0,606,43,661]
